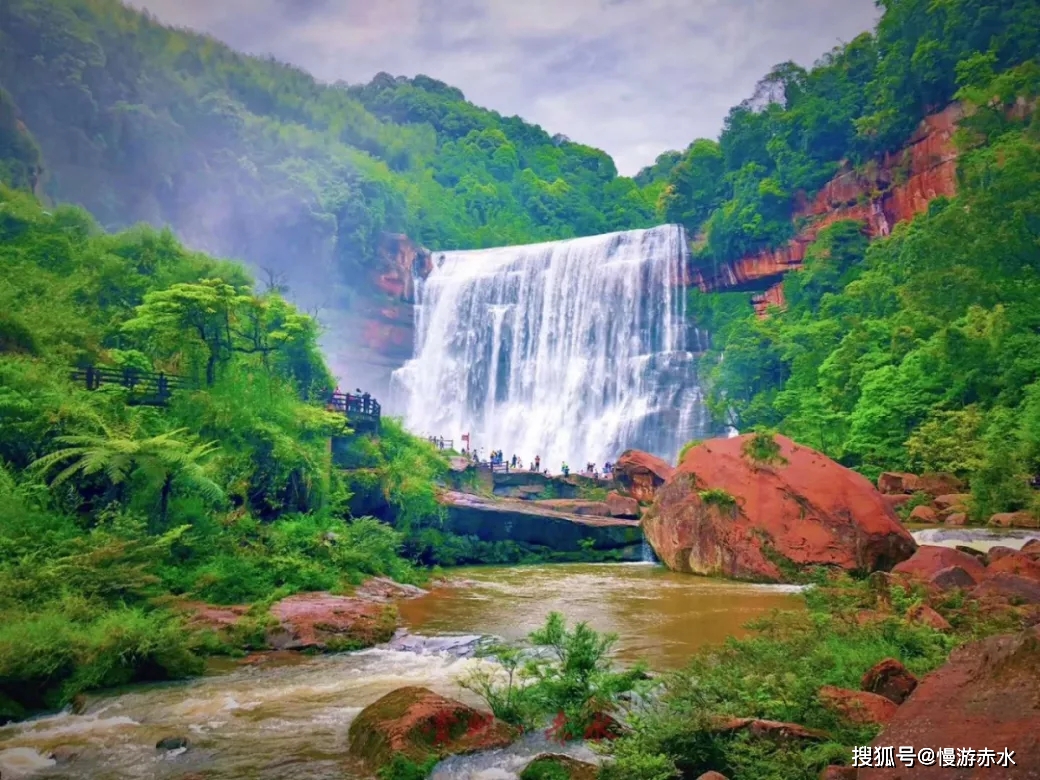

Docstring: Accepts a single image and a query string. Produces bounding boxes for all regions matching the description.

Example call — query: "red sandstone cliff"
[695,103,963,300]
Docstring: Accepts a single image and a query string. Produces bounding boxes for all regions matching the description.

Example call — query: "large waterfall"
[390,225,709,468]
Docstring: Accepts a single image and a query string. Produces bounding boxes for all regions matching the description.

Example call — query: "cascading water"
[391,225,709,467]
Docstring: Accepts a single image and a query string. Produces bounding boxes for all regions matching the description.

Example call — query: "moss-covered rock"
[347,686,515,770]
[520,753,598,780]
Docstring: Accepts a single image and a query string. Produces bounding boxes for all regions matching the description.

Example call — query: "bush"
[741,431,788,468]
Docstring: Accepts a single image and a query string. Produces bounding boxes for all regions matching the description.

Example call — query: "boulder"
[916,472,965,498]
[642,435,916,581]
[944,512,968,526]
[520,754,598,780]
[973,574,1040,605]
[930,565,979,590]
[528,499,611,517]
[606,490,640,519]
[891,545,986,582]
[267,592,397,651]
[1021,538,1040,555]
[955,545,986,559]
[990,512,1040,529]
[861,659,918,705]
[696,773,730,780]
[908,505,937,523]
[156,736,189,751]
[934,493,971,512]
[347,687,513,770]
[821,768,857,780]
[986,551,1040,583]
[877,472,919,495]
[858,626,1040,779]
[906,603,951,631]
[614,449,674,503]
[817,686,898,725]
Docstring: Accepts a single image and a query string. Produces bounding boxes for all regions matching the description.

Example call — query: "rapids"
[0,563,801,780]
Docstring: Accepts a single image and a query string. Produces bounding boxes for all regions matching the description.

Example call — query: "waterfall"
[391,225,709,468]
[641,537,658,564]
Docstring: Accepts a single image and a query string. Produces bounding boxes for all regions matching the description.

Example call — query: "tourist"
[511,454,517,468]
[534,455,541,471]
[561,462,569,477]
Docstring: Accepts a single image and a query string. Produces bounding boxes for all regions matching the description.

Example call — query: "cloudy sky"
[128,0,881,176]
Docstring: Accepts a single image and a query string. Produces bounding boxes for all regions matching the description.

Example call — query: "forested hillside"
[0,0,655,306]
[668,0,1040,521]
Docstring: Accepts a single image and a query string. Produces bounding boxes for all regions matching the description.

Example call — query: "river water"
[0,563,800,780]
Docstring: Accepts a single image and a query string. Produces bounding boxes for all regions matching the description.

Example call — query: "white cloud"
[127,0,880,174]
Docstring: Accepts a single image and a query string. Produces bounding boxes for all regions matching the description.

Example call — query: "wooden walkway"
[71,366,381,432]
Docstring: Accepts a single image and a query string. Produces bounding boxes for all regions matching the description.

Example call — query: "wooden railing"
[72,366,382,433]
[70,366,188,407]
[326,391,381,433]
[427,437,453,450]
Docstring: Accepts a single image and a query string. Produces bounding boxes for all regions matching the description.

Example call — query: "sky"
[128,0,881,176]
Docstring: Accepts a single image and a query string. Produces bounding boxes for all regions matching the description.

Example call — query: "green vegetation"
[654,0,1040,267]
[698,488,739,515]
[459,612,647,740]
[599,572,1026,780]
[0,0,656,311]
[0,187,446,721]
[741,431,788,469]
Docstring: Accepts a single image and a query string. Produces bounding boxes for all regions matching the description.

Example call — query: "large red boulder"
[614,450,674,503]
[891,545,986,582]
[606,490,640,518]
[986,552,1040,583]
[640,435,916,582]
[861,659,918,705]
[990,512,1040,529]
[348,687,513,770]
[818,686,898,725]
[858,626,1040,779]
[267,592,397,651]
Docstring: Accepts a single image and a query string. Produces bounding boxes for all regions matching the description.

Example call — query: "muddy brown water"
[0,563,802,780]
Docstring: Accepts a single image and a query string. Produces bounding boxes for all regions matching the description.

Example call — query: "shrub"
[741,431,788,468]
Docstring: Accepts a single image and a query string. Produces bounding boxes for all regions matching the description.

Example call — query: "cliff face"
[695,103,963,296]
[326,233,432,404]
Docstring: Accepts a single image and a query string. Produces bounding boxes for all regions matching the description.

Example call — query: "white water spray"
[391,225,708,467]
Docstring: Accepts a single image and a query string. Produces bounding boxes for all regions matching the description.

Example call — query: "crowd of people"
[455,444,615,480]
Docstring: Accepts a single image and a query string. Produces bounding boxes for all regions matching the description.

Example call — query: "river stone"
[156,736,189,751]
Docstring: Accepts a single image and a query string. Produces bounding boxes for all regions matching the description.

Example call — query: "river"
[0,563,801,780]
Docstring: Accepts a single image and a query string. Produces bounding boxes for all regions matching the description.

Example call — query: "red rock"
[820,768,857,780]
[751,282,786,318]
[882,494,911,510]
[955,545,986,560]
[861,659,918,704]
[878,472,920,495]
[1022,539,1040,555]
[858,626,1040,779]
[973,574,1040,605]
[934,493,971,511]
[945,512,968,526]
[906,603,952,631]
[891,545,986,581]
[908,505,937,523]
[987,552,1040,583]
[614,449,674,503]
[177,602,249,633]
[267,592,397,651]
[353,577,428,603]
[914,473,965,498]
[930,565,979,590]
[531,499,612,517]
[605,490,640,519]
[641,435,916,581]
[696,773,730,780]
[347,686,513,770]
[818,685,899,725]
[712,717,828,742]
[990,511,1040,528]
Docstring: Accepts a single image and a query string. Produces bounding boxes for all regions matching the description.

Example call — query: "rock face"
[440,491,643,556]
[606,490,640,519]
[859,626,1040,779]
[694,104,962,298]
[614,449,675,503]
[641,435,916,581]
[266,592,398,651]
[348,686,514,770]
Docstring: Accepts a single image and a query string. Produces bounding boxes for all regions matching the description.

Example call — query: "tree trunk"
[156,475,172,533]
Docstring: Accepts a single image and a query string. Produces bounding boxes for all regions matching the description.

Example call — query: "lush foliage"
[459,612,647,740]
[692,73,1040,518]
[600,572,1024,780]
[0,0,655,320]
[0,188,441,720]
[652,0,1040,265]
